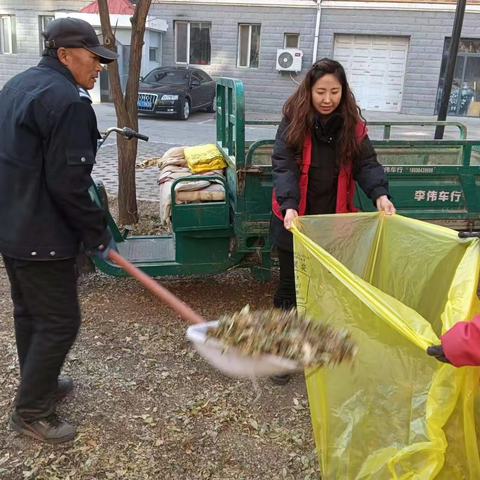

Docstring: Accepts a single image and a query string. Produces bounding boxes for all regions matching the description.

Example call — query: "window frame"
[174,20,211,66]
[0,15,16,55]
[237,23,261,69]
[198,71,211,83]
[191,71,202,86]
[149,46,158,62]
[284,33,300,49]
[435,37,480,116]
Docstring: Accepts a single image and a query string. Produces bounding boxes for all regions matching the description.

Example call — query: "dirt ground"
[0,202,321,480]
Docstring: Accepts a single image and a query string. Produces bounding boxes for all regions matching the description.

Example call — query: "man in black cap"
[0,17,119,444]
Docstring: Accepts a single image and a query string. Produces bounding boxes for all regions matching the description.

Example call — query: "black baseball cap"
[42,17,119,64]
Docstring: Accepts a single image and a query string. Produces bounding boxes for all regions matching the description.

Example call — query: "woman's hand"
[376,195,396,215]
[284,209,298,230]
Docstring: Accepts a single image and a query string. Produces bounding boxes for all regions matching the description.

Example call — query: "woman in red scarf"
[271,59,395,384]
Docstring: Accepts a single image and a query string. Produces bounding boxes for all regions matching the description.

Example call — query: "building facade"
[0,0,168,103]
[153,0,480,116]
[317,1,480,116]
[0,0,90,89]
[2,0,480,116]
[151,0,318,113]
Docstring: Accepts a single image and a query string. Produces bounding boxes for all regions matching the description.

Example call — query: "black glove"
[86,237,116,261]
[426,345,452,365]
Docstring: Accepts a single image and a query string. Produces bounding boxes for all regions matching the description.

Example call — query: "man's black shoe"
[9,411,76,444]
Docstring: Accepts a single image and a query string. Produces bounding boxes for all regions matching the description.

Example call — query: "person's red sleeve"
[441,313,480,367]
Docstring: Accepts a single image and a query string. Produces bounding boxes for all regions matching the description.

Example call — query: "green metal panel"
[172,204,230,232]
[92,254,244,278]
[90,234,244,277]
[88,77,480,280]
[116,236,175,262]
[90,180,125,243]
[367,121,468,140]
[171,175,230,232]
[214,79,480,262]
[174,236,231,265]
[375,146,464,166]
[246,141,276,166]
[215,78,273,259]
[354,141,480,227]
[244,137,480,230]
[216,78,246,169]
[244,120,467,140]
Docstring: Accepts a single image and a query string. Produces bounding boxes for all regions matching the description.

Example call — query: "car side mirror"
[192,80,200,87]
[139,76,144,82]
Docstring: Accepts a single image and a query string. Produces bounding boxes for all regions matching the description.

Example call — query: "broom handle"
[108,250,206,325]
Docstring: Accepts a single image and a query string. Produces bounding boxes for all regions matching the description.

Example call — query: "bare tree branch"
[97,0,129,127]
[97,0,153,224]
[125,0,152,131]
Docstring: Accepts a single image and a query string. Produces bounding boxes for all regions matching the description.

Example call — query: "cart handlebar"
[104,127,149,142]
[97,127,149,148]
[458,232,480,238]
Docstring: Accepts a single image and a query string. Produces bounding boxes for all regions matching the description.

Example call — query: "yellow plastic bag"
[291,213,480,480]
[184,144,226,173]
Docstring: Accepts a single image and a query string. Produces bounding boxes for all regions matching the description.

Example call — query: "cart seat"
[175,182,225,203]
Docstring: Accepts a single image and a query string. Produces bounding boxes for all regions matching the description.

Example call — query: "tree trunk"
[124,0,151,127]
[117,136,138,225]
[98,0,152,225]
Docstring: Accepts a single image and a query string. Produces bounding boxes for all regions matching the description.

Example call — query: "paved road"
[93,102,480,201]
[93,104,279,201]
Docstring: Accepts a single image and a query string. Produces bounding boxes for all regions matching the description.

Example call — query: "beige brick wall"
[0,0,91,88]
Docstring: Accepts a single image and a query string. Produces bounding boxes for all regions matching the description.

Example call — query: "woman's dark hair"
[283,58,365,167]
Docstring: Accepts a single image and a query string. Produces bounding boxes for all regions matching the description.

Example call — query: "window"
[1,15,16,54]
[284,33,300,49]
[122,45,130,79]
[149,47,158,62]
[191,72,202,86]
[238,24,260,68]
[39,15,54,54]
[436,38,480,117]
[143,69,190,86]
[175,21,211,65]
[198,71,212,83]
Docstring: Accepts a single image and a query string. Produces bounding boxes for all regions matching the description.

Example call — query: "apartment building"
[2,0,480,115]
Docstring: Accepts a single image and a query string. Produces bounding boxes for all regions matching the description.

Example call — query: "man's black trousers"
[2,255,81,420]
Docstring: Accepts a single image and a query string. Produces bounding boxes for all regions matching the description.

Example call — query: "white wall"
[146,31,162,73]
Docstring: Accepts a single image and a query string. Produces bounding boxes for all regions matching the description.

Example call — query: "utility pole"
[435,0,467,139]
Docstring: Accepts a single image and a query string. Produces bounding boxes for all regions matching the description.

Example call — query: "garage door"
[334,35,409,112]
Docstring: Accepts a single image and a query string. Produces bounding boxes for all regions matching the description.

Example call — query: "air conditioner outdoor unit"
[276,49,303,72]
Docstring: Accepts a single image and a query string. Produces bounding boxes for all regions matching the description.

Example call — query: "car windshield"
[143,70,190,86]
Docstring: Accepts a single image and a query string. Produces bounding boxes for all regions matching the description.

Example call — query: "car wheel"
[206,96,216,113]
[178,98,190,121]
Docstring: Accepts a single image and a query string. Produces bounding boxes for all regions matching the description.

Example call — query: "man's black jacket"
[0,56,110,260]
